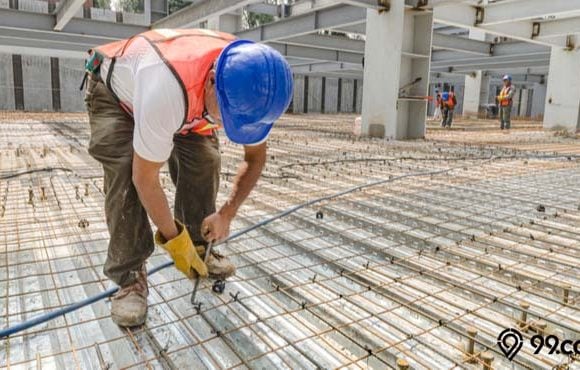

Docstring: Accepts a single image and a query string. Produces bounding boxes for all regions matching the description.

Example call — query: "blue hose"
[0,157,550,338]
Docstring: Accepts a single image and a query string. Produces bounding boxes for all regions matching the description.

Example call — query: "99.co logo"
[497,328,579,361]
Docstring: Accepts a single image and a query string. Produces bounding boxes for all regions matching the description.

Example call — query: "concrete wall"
[0,52,85,112]
[59,58,86,112]
[340,79,354,113]
[292,75,305,114]
[22,55,52,111]
[291,74,362,114]
[18,0,48,12]
[307,76,323,113]
[0,54,15,110]
[324,77,339,113]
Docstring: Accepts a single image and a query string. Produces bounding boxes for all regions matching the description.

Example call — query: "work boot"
[110,265,148,327]
[195,246,236,280]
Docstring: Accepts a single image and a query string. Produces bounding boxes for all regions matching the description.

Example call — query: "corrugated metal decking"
[0,113,578,369]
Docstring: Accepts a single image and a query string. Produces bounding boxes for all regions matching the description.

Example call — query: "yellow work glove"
[155,220,208,279]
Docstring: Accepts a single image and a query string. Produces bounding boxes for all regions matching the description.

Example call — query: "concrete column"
[207,14,240,33]
[480,73,491,107]
[531,82,547,119]
[144,0,151,25]
[361,4,432,139]
[462,29,487,117]
[0,53,15,110]
[150,0,167,23]
[463,71,482,117]
[544,47,580,132]
[361,5,403,138]
[519,88,530,117]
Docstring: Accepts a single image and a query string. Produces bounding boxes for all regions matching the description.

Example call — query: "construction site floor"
[0,112,579,369]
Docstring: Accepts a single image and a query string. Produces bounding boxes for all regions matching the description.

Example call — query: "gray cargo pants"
[84,74,220,287]
[441,107,454,127]
[499,105,512,129]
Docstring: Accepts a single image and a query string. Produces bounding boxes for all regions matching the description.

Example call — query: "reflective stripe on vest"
[93,29,236,135]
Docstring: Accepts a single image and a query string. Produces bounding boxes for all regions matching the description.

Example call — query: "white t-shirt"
[100,37,185,163]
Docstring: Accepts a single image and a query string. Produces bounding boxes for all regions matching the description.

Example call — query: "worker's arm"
[507,87,515,100]
[132,153,179,240]
[202,142,267,242]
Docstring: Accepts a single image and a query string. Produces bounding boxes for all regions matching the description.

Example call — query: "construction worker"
[441,89,457,128]
[432,88,442,120]
[497,75,515,130]
[83,29,293,327]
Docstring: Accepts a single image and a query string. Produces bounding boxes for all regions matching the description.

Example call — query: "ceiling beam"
[333,23,366,34]
[153,0,259,29]
[282,34,365,53]
[339,0,389,10]
[235,5,366,42]
[478,0,580,26]
[292,61,361,73]
[0,8,146,39]
[433,2,571,48]
[246,3,280,16]
[431,53,550,67]
[432,33,490,55]
[54,0,85,31]
[268,42,364,64]
[432,59,549,73]
[534,17,580,39]
[0,36,87,58]
[282,32,494,56]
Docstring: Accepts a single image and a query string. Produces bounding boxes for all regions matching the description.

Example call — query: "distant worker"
[497,75,515,130]
[432,89,442,120]
[84,29,293,327]
[441,89,457,128]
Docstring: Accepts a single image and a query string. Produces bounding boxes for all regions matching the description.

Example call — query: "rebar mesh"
[0,112,578,369]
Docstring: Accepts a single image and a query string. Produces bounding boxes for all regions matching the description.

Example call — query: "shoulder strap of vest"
[136,34,190,127]
[106,57,120,101]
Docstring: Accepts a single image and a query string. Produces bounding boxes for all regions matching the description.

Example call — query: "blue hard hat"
[503,74,512,81]
[215,40,293,145]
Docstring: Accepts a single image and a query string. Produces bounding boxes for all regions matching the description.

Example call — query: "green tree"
[244,12,274,28]
[168,0,188,14]
[118,0,143,12]
[93,0,111,9]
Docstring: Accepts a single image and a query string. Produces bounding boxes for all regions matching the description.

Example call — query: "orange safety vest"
[445,92,456,109]
[498,85,513,107]
[93,29,236,136]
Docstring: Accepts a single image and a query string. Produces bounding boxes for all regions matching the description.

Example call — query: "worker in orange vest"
[497,75,515,129]
[84,29,293,327]
[441,89,457,128]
